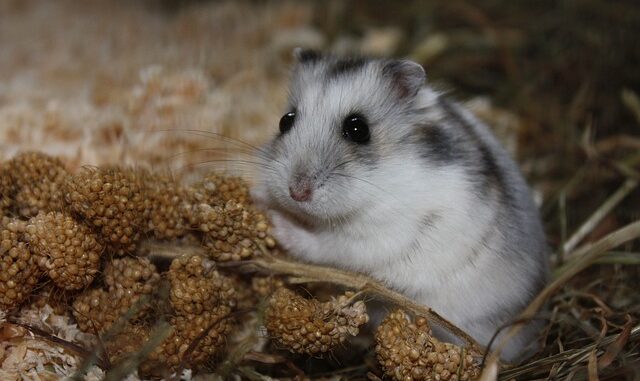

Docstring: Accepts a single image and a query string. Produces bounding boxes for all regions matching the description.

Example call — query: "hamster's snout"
[288,175,313,202]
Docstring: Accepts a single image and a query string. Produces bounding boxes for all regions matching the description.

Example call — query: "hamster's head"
[258,50,428,222]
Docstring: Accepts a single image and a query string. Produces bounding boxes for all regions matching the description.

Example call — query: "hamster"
[251,49,549,362]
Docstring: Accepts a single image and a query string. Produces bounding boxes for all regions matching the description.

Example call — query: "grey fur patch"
[437,97,509,199]
[327,57,367,79]
[295,48,321,64]
[416,123,462,164]
[348,140,378,167]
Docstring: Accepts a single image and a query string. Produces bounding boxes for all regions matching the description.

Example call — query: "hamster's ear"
[292,47,321,64]
[383,60,426,99]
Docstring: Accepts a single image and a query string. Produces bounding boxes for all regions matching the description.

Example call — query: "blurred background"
[0,0,638,377]
[1,0,638,253]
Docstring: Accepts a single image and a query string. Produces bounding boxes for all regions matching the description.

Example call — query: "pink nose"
[289,183,313,202]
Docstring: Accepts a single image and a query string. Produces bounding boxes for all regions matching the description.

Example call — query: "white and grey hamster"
[252,49,549,362]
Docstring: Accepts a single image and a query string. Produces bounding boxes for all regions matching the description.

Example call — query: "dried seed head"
[226,273,287,312]
[65,166,149,255]
[109,313,235,376]
[375,310,480,381]
[31,283,76,316]
[107,323,152,364]
[104,256,161,293]
[1,216,27,233]
[88,254,237,374]
[104,256,161,319]
[223,274,254,311]
[192,200,274,262]
[251,276,285,297]
[72,288,119,333]
[0,224,42,309]
[155,309,234,371]
[0,162,13,214]
[265,288,369,355]
[190,173,250,205]
[144,172,190,240]
[184,173,276,262]
[157,254,237,370]
[72,257,160,332]
[25,211,104,290]
[6,152,68,217]
[167,253,236,316]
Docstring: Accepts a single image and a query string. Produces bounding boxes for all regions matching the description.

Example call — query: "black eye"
[342,114,370,144]
[279,110,296,134]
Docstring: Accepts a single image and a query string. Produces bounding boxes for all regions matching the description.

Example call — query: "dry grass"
[0,0,638,380]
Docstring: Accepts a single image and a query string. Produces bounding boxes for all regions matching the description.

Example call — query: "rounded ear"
[382,60,426,99]
[292,47,321,64]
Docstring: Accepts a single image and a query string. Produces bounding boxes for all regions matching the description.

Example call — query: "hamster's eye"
[342,114,370,144]
[279,110,296,134]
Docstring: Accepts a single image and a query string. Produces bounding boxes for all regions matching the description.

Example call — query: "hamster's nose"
[289,179,313,202]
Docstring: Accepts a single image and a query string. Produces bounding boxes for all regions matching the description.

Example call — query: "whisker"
[332,180,406,220]
[153,129,281,164]
[143,129,292,176]
[153,128,260,150]
[330,159,356,172]
[331,173,410,211]
[323,181,414,244]
[164,147,263,162]
[176,158,276,174]
[332,173,390,197]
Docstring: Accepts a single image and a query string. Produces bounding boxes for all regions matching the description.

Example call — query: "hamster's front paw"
[268,210,298,248]
[268,210,319,257]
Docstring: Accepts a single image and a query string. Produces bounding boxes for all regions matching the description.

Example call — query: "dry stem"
[142,241,483,352]
[483,220,640,373]
[562,177,638,254]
